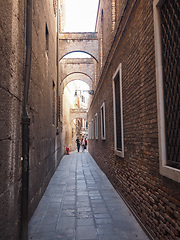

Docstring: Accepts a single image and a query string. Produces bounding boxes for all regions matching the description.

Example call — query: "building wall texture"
[88,0,180,239]
[0,0,63,239]
[28,0,60,219]
[0,1,25,239]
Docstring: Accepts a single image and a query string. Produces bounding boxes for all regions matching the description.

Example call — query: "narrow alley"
[0,0,179,240]
[28,151,149,240]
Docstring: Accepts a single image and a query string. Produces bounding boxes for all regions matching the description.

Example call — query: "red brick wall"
[88,0,180,239]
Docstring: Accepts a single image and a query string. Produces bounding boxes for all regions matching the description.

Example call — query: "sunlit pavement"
[28,151,149,240]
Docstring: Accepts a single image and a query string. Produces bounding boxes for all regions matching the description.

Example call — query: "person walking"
[84,138,87,151]
[76,137,80,152]
[81,138,85,152]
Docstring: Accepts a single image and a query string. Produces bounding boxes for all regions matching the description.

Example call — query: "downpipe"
[21,0,32,239]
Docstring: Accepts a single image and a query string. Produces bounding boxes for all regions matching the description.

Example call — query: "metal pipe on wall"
[21,0,32,239]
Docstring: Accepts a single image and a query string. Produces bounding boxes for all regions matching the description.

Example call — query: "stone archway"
[70,108,87,123]
[63,73,92,89]
[60,58,94,83]
[59,32,99,62]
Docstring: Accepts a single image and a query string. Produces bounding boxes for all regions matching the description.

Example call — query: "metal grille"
[115,72,122,151]
[161,0,180,169]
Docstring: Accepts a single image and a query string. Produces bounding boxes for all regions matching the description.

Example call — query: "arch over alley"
[70,108,88,123]
[60,58,94,83]
[63,73,92,89]
[59,32,99,62]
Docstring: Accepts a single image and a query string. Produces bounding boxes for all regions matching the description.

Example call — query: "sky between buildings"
[63,0,99,91]
[63,0,99,32]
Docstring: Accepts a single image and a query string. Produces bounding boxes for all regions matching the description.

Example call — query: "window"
[52,81,55,125]
[88,123,91,139]
[113,63,124,157]
[46,24,49,56]
[100,9,104,68]
[53,0,57,16]
[101,102,106,140]
[95,113,98,139]
[112,0,116,31]
[92,119,94,139]
[82,95,85,103]
[58,95,61,121]
[153,0,180,182]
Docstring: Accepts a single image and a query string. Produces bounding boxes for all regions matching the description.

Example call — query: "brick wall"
[88,0,180,239]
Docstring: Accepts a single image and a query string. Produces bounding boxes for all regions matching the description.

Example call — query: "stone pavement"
[28,151,149,240]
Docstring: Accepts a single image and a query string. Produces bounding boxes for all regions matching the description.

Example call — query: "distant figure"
[84,138,87,150]
[76,137,80,152]
[81,138,85,152]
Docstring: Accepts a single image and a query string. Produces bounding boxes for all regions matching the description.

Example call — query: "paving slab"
[28,152,149,240]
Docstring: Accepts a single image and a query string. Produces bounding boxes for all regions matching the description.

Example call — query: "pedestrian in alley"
[81,137,85,152]
[76,136,80,152]
[84,137,87,151]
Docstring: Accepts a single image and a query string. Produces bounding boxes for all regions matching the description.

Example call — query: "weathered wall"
[28,0,62,218]
[63,83,77,152]
[88,0,180,239]
[0,1,25,239]
[0,0,63,239]
[95,0,130,84]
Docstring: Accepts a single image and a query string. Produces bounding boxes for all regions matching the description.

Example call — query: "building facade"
[88,0,180,239]
[0,0,63,239]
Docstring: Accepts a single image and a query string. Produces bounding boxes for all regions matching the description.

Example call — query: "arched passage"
[63,73,92,89]
[70,109,88,123]
[62,51,92,59]
[60,58,95,84]
[59,32,99,62]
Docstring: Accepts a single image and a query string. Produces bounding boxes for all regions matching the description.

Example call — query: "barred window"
[153,0,180,182]
[160,0,180,169]
[113,63,124,157]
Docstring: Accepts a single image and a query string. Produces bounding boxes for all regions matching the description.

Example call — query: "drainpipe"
[56,0,59,135]
[21,0,32,239]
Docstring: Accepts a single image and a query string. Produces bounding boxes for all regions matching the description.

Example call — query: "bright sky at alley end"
[63,0,99,32]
